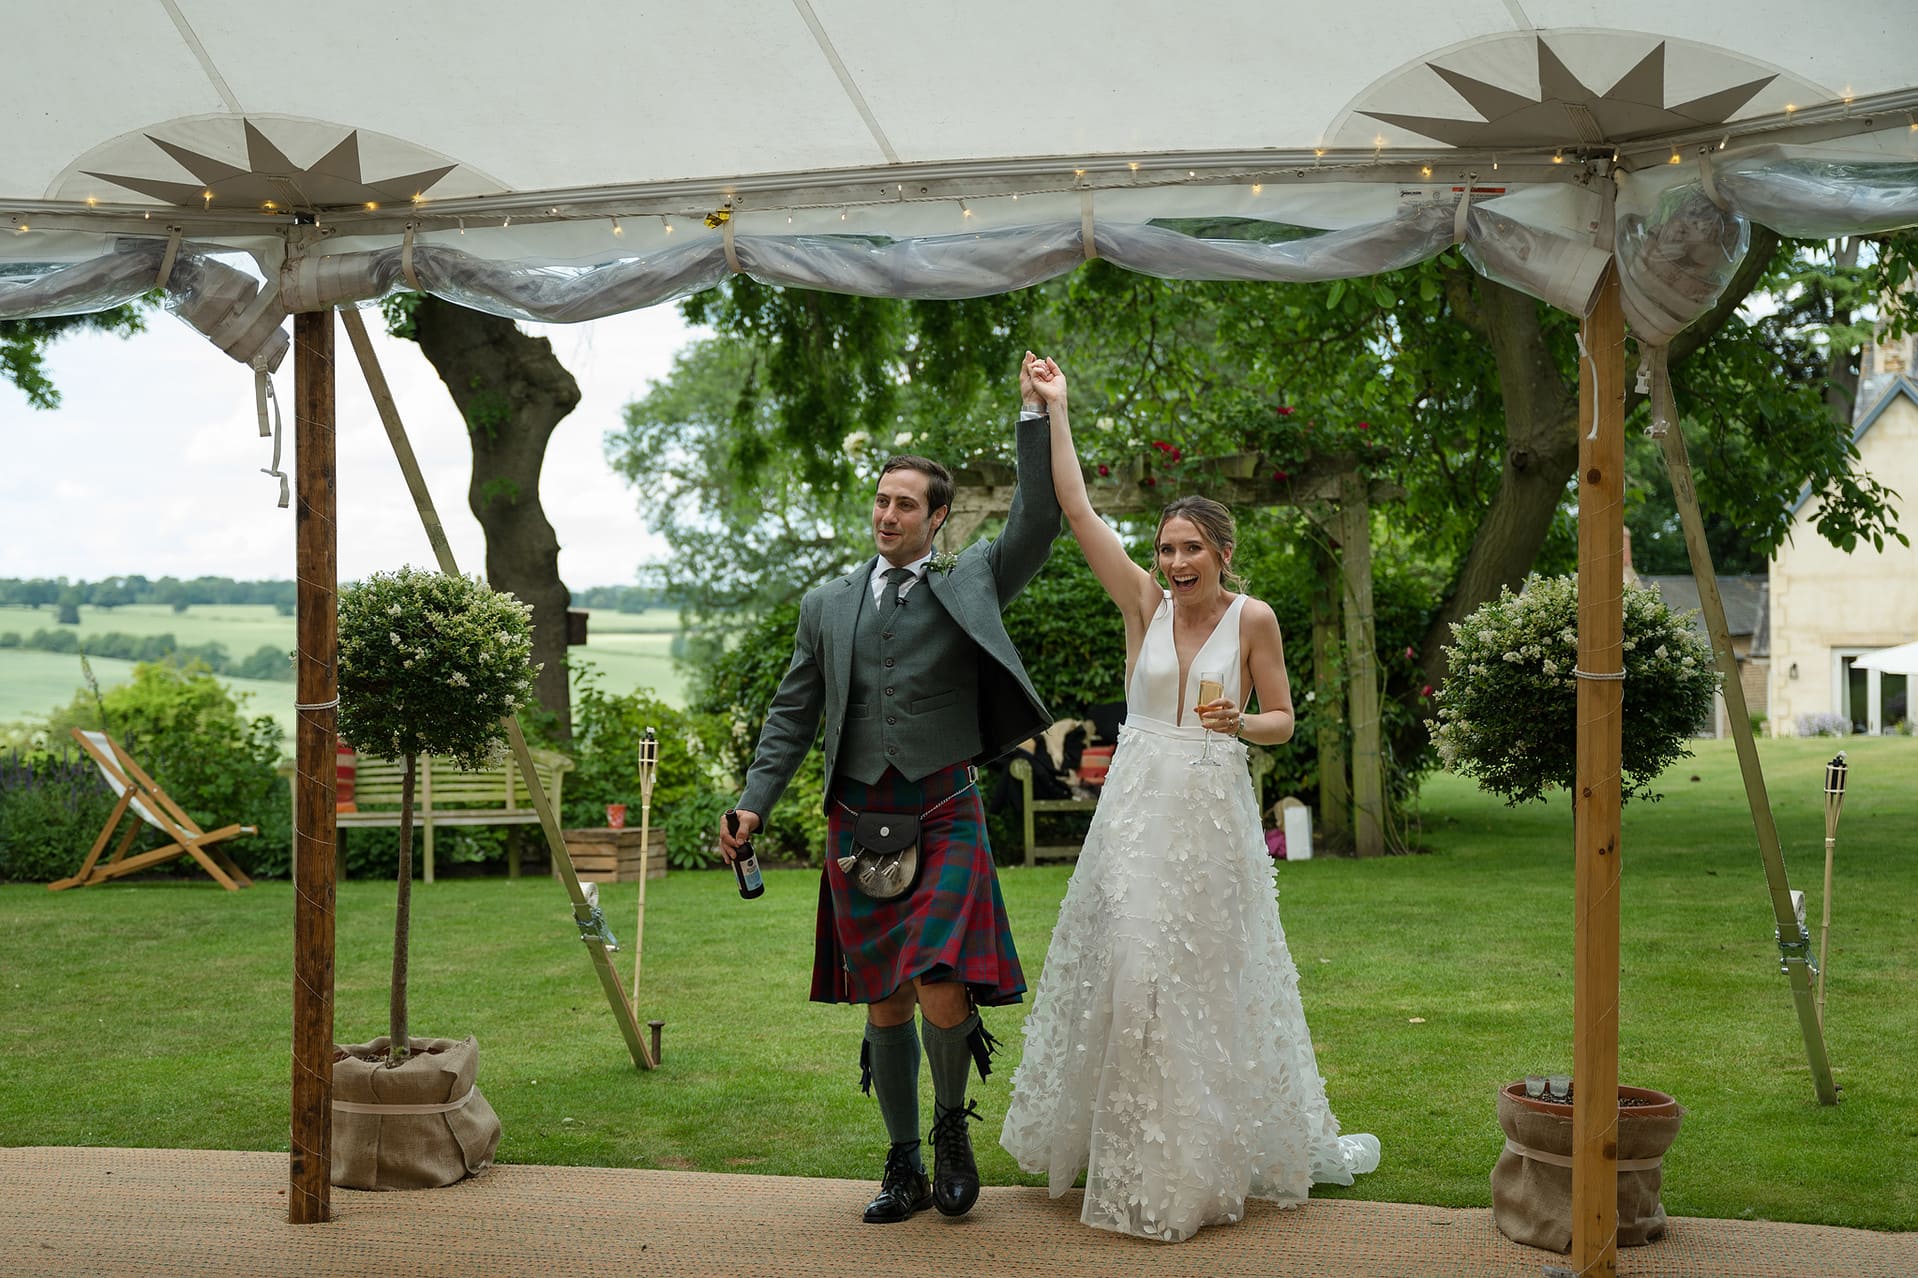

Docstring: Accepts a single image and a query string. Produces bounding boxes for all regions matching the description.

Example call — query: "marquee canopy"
[6,1,1918,373]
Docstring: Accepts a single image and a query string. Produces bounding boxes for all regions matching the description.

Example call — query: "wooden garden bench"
[1008,755,1099,867]
[283,748,571,881]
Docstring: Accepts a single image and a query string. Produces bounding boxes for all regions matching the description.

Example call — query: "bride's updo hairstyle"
[1155,496,1247,593]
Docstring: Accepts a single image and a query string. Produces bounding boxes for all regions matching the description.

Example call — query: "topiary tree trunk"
[388,752,416,1065]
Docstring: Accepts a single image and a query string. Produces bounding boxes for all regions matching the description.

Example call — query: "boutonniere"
[928,550,961,575]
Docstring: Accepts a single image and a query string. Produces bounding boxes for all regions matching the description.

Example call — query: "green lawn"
[0,603,690,737]
[0,735,1911,1230]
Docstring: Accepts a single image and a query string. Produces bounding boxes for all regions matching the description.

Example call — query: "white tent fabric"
[1852,641,1918,676]
[5,1,1918,366]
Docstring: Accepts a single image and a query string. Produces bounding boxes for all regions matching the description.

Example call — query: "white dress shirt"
[869,551,932,604]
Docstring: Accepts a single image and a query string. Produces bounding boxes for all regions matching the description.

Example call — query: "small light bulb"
[1420,164,1432,178]
[1551,150,1564,164]
[611,217,623,236]
[1668,149,1681,165]
[365,201,378,211]
[1785,103,1796,114]
[1128,161,1140,172]
[1073,168,1086,178]
[1250,183,1262,195]
[85,196,98,207]
[411,193,425,205]
[263,200,277,211]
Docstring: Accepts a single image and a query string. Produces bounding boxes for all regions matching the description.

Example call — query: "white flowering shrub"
[1428,575,1719,806]
[338,567,539,769]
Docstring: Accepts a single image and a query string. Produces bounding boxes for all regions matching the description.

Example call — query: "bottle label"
[739,855,763,891]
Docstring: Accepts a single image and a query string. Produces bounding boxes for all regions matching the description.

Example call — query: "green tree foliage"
[621,239,1904,803]
[563,662,731,869]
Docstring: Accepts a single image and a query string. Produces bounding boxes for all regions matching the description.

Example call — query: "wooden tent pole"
[1649,353,1837,1104]
[289,305,339,1223]
[1570,266,1625,1277]
[338,306,655,1070]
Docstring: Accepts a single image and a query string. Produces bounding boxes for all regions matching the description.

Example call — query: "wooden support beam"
[290,307,338,1223]
[1337,472,1385,857]
[1571,267,1625,1278]
[1650,358,1838,1105]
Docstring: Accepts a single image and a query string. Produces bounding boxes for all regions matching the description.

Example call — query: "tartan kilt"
[812,762,1025,1007]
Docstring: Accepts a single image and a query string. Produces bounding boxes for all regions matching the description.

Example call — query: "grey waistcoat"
[838,574,984,785]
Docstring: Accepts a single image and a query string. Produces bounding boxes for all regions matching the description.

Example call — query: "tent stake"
[290,305,339,1222]
[339,306,656,1071]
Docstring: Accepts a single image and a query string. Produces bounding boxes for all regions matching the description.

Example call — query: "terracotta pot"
[1491,1081,1684,1253]
[330,1034,500,1190]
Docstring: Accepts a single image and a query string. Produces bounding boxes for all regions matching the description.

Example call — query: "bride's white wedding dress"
[1000,592,1380,1242]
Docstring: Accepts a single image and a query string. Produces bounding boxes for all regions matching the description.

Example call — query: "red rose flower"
[1276,405,1295,416]
[1272,469,1289,482]
[1421,684,1434,698]
[1097,463,1110,477]
[1357,420,1371,430]
[1142,475,1158,487]
[1404,646,1416,660]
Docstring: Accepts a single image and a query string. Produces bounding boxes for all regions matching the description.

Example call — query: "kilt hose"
[812,761,1025,1008]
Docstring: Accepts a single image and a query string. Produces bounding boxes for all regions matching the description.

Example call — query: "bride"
[999,353,1379,1242]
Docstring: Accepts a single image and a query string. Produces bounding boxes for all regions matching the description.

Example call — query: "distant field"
[0,647,300,741]
[0,603,689,739]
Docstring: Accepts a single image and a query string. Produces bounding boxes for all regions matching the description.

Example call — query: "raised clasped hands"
[1023,350,1067,409]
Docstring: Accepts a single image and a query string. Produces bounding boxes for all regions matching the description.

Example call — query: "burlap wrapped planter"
[1491,1082,1684,1253]
[331,1035,501,1190]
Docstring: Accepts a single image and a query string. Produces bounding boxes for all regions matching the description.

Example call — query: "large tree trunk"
[411,297,580,739]
[1412,273,1582,717]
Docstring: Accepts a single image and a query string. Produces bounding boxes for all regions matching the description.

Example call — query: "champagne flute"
[1193,669,1225,767]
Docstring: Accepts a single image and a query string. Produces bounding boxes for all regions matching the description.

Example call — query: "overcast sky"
[1,303,704,588]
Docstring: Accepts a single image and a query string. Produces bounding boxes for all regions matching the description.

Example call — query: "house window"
[1836,650,1910,735]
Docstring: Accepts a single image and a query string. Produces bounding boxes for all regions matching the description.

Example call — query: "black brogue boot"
[862,1142,932,1223]
[928,1099,982,1217]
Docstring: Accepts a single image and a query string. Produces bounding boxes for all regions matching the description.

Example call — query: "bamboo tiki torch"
[1817,750,1848,1025]
[632,727,659,1017]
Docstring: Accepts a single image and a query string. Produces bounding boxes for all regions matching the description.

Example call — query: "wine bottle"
[726,809,765,899]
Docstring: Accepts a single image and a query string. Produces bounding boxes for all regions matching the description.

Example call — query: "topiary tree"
[1428,575,1719,807]
[338,567,537,1065]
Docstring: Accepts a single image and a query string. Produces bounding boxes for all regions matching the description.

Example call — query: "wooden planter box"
[561,827,668,883]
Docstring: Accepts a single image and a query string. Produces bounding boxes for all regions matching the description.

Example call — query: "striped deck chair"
[49,728,257,892]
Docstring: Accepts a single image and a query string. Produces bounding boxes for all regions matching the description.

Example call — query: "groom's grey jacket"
[738,414,1061,816]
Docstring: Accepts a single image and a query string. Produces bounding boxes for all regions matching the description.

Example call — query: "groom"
[720,355,1060,1223]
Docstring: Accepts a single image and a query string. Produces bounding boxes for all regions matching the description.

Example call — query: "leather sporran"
[838,811,922,901]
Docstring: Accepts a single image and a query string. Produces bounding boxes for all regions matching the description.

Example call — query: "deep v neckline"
[1171,594,1240,727]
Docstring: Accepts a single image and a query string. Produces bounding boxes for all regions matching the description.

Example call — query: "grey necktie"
[882,566,915,614]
